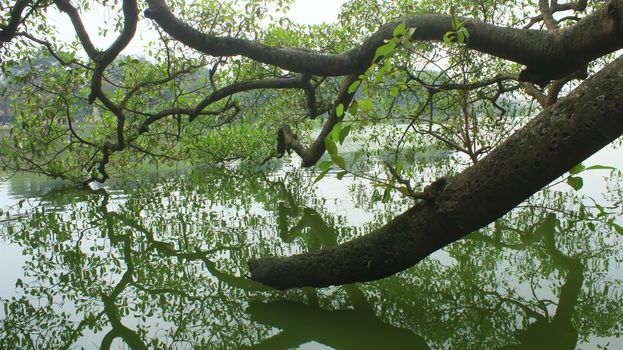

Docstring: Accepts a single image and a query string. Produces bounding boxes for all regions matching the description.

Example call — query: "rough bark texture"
[248,56,623,289]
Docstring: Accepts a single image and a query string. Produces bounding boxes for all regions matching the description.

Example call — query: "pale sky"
[49,0,348,56]
[286,0,347,25]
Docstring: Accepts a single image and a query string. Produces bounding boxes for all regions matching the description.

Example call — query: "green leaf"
[359,99,373,113]
[609,221,623,235]
[443,32,455,43]
[336,103,344,118]
[318,160,333,171]
[596,203,607,217]
[313,167,331,184]
[331,154,346,169]
[457,30,465,44]
[349,101,359,116]
[390,86,400,97]
[336,171,348,180]
[567,176,584,190]
[339,124,352,144]
[452,17,460,30]
[374,42,396,61]
[393,22,407,37]
[458,26,470,39]
[569,163,586,175]
[348,80,361,94]
[324,137,338,155]
[381,186,392,203]
[331,122,343,142]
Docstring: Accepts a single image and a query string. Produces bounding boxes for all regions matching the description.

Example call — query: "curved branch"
[53,0,99,58]
[145,0,623,84]
[189,74,311,120]
[135,75,310,134]
[410,72,519,93]
[248,55,623,289]
[0,0,31,42]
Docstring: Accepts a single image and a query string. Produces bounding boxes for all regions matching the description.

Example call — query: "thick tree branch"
[0,0,30,42]
[248,55,623,289]
[54,0,139,185]
[145,0,623,84]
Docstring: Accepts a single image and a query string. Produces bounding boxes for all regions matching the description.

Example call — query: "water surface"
[0,147,622,349]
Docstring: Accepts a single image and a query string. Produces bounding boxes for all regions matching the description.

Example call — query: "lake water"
[0,145,622,349]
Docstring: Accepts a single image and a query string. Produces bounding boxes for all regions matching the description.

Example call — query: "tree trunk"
[248,56,623,289]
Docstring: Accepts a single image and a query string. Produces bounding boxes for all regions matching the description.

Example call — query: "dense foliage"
[0,0,612,190]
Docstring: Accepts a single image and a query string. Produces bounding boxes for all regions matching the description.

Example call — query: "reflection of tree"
[0,168,622,349]
[247,204,430,349]
[244,297,430,350]
[495,214,582,350]
[0,170,287,348]
[374,203,623,350]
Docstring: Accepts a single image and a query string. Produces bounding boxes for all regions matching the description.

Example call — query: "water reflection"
[0,166,622,349]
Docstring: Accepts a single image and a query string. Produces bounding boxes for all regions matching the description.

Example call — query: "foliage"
[1,0,614,191]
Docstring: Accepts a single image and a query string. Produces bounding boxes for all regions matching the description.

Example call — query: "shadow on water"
[243,205,430,350]
[0,164,622,349]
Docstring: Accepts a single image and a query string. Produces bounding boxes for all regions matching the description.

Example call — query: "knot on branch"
[421,177,448,201]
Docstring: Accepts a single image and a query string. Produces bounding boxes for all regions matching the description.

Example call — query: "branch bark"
[248,55,623,289]
[145,0,623,84]
[0,0,31,42]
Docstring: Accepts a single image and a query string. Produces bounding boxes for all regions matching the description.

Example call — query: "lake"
[0,145,622,349]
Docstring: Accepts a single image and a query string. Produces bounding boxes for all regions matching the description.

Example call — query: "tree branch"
[248,55,623,289]
[145,0,623,84]
[276,74,359,167]
[0,0,31,42]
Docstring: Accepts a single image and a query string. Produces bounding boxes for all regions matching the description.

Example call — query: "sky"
[286,0,347,25]
[49,0,349,56]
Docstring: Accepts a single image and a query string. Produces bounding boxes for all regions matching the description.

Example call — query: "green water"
[0,148,622,349]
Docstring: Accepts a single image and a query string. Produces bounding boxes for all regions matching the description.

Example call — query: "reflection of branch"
[243,300,431,350]
[96,191,147,350]
[105,195,270,292]
[492,214,583,350]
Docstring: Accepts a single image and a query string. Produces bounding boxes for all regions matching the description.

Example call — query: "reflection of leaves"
[608,220,623,235]
[1,165,622,348]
